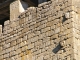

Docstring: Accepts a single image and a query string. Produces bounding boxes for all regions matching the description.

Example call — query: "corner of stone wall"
[71,0,80,60]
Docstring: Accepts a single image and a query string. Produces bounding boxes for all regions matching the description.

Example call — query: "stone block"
[3,53,9,58]
[27,43,34,49]
[11,41,16,47]
[41,27,50,33]
[0,25,2,34]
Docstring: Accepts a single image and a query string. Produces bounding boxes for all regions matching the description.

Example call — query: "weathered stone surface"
[0,0,80,60]
[0,25,2,34]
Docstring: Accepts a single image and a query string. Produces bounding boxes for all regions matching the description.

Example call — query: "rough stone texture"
[0,25,2,34]
[0,0,79,60]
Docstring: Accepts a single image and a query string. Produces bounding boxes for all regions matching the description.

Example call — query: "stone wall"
[71,0,80,59]
[0,0,79,60]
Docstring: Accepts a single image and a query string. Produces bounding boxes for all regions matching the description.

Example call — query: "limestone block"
[46,21,53,27]
[11,41,16,47]
[19,42,26,47]
[54,27,60,34]
[0,47,2,52]
[4,20,10,26]
[43,37,50,43]
[37,55,43,60]
[19,18,25,25]
[45,41,50,46]
[16,48,21,55]
[76,8,80,14]
[17,57,21,60]
[0,55,3,59]
[3,43,10,49]
[14,45,19,50]
[30,36,38,43]
[51,25,56,30]
[41,27,50,33]
[46,30,54,37]
[28,33,35,39]
[10,22,17,28]
[5,48,11,53]
[51,34,58,40]
[72,0,80,7]
[27,43,34,49]
[0,25,2,34]
[3,53,9,58]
